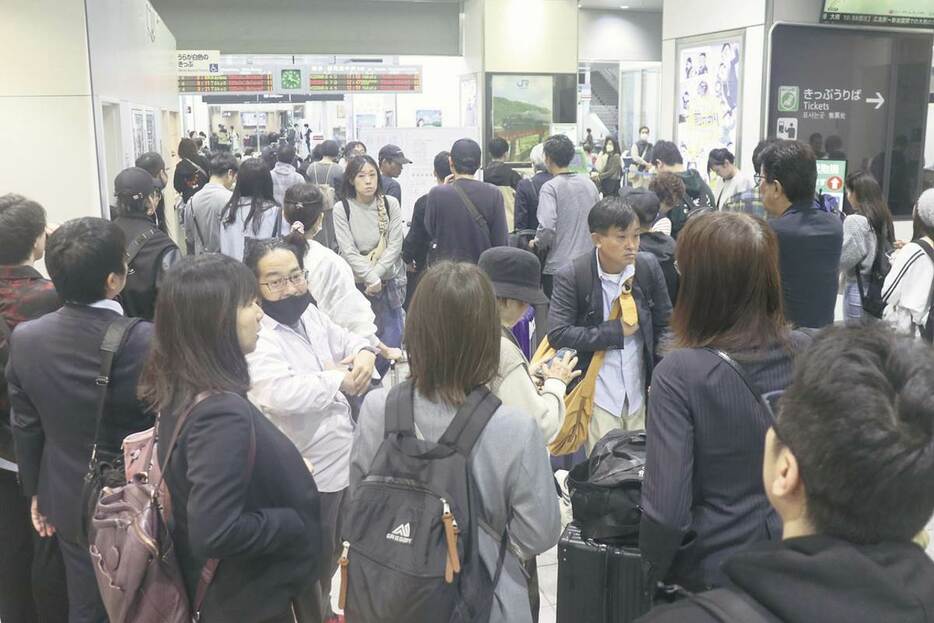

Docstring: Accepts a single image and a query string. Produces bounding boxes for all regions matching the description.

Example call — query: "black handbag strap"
[703,347,771,415]
[89,316,141,463]
[126,228,158,270]
[452,181,490,240]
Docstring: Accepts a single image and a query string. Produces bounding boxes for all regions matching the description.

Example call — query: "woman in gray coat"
[349,262,561,623]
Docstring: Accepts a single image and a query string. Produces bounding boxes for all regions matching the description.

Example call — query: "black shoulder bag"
[79,316,142,546]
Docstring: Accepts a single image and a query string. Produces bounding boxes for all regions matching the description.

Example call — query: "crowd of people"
[0,128,933,623]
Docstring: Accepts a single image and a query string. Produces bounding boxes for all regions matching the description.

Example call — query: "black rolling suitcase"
[556,522,652,623]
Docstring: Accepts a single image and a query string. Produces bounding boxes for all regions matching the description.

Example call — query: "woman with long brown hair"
[639,212,811,592]
[841,171,895,322]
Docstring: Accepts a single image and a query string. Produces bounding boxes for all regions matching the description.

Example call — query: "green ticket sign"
[816,159,847,212]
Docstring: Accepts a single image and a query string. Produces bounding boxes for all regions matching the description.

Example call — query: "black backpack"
[856,232,893,319]
[341,382,508,623]
[0,315,13,463]
[566,430,645,545]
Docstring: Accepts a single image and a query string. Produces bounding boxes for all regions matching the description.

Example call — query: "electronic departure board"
[308,72,421,93]
[178,74,274,93]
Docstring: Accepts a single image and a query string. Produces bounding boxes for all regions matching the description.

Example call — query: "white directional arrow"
[866,92,885,110]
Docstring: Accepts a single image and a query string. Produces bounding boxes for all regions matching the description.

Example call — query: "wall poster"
[416,110,442,127]
[675,33,743,177]
[490,74,553,162]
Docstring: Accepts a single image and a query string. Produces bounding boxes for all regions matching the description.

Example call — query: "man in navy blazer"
[549,197,672,453]
[7,217,154,623]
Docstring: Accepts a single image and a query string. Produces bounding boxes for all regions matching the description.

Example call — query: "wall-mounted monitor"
[241,111,268,127]
[821,0,934,28]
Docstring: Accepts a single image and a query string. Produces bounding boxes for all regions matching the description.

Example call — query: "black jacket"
[174,156,211,202]
[483,161,522,189]
[402,193,430,269]
[514,171,553,232]
[7,305,154,542]
[639,535,934,622]
[158,392,322,623]
[548,250,672,388]
[639,232,678,305]
[769,200,843,329]
[113,214,182,321]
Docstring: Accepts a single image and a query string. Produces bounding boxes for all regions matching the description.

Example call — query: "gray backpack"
[340,382,508,623]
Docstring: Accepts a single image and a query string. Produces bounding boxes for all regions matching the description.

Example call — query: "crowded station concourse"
[5,2,934,623]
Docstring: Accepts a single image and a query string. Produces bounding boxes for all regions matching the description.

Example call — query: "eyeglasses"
[761,389,786,441]
[260,270,308,292]
[754,173,764,185]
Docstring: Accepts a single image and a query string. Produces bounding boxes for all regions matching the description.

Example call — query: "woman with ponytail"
[283,183,400,361]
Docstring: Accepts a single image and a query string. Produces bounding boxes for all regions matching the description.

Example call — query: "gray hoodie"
[271,161,305,208]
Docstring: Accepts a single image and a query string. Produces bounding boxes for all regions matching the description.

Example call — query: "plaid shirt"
[722,187,767,220]
[0,265,61,332]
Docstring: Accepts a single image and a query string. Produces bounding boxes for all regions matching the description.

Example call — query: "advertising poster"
[416,110,442,127]
[816,159,847,212]
[460,74,478,128]
[676,37,742,177]
[491,75,553,161]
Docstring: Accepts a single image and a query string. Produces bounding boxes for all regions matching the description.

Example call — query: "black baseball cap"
[450,138,482,172]
[478,247,548,306]
[378,144,412,164]
[135,152,167,189]
[114,167,157,200]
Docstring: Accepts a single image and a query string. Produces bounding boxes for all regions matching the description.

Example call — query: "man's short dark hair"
[277,143,296,164]
[433,151,452,181]
[135,152,165,178]
[652,140,683,166]
[450,138,482,175]
[588,196,636,234]
[777,326,934,544]
[46,217,126,304]
[639,126,650,134]
[759,140,816,204]
[543,134,575,168]
[752,138,779,172]
[488,137,509,160]
[708,148,734,166]
[319,140,340,159]
[0,194,47,265]
[209,153,239,177]
[621,188,660,228]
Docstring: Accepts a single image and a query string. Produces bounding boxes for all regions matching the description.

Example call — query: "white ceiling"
[578,0,663,10]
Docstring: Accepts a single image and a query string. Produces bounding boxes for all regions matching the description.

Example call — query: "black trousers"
[0,469,68,623]
[58,537,107,623]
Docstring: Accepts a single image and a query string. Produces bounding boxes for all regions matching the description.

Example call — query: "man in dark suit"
[0,194,67,623]
[7,217,154,623]
[549,197,672,454]
[760,140,843,329]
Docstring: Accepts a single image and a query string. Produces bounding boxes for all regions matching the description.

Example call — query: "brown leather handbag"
[89,394,255,622]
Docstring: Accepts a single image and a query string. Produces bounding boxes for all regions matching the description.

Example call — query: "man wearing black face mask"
[243,238,376,623]
[111,167,181,320]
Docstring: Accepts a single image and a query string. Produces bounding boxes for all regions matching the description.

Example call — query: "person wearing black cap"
[136,151,169,233]
[377,144,410,205]
[481,247,579,444]
[111,167,181,321]
[623,187,679,305]
[424,138,509,264]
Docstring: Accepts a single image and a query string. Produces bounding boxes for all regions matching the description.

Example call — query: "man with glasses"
[759,140,842,329]
[244,238,376,623]
[110,167,181,321]
[639,325,934,621]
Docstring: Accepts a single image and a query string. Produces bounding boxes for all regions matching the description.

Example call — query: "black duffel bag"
[567,430,645,546]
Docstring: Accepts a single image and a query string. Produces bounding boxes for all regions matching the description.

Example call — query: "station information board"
[308,71,421,93]
[178,74,274,93]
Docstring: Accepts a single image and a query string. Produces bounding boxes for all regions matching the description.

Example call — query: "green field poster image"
[491,75,553,162]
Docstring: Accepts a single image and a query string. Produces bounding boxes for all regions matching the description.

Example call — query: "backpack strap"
[703,348,771,415]
[88,316,142,464]
[384,381,417,437]
[342,198,351,222]
[915,239,934,341]
[126,228,159,269]
[688,588,777,623]
[573,253,596,321]
[437,387,502,457]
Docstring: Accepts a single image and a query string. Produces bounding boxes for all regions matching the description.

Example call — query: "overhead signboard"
[177,74,274,93]
[767,23,933,217]
[307,67,422,93]
[821,0,934,28]
[176,50,220,75]
[177,64,422,95]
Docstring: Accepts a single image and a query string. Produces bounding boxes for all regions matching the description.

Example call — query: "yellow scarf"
[533,277,638,455]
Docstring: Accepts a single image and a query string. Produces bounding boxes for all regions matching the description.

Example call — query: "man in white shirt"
[244,238,376,622]
[709,148,754,209]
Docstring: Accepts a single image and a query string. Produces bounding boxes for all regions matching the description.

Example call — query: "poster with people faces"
[676,38,742,179]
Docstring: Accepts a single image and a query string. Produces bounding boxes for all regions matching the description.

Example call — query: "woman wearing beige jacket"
[480,247,580,444]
